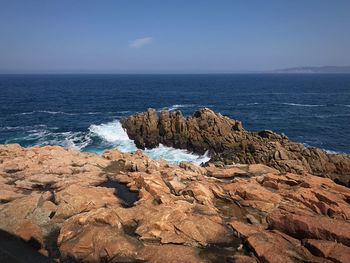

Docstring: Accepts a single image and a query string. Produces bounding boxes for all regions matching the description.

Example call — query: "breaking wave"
[88,120,210,164]
[13,110,78,116]
[5,120,209,164]
[166,104,196,111]
[5,128,92,150]
[237,102,325,107]
[280,103,325,107]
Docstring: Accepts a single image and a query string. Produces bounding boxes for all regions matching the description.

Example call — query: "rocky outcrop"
[121,108,350,185]
[1,144,350,262]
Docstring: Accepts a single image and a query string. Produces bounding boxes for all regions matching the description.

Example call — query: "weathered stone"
[58,208,143,262]
[139,244,203,263]
[303,239,350,263]
[1,144,350,262]
[268,207,350,246]
[121,108,350,181]
[54,184,121,219]
[246,230,324,263]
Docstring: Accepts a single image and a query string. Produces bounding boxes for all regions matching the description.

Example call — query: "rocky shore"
[1,144,350,262]
[121,108,350,186]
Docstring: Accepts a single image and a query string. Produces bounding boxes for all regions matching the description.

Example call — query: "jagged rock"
[121,108,350,182]
[0,192,57,252]
[246,230,327,263]
[303,239,350,263]
[267,207,350,246]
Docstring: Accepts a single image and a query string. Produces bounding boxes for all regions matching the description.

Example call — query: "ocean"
[0,74,349,163]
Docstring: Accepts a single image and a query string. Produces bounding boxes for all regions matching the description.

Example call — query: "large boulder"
[121,108,350,183]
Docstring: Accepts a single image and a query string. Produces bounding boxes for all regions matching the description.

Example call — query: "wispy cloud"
[129,37,153,48]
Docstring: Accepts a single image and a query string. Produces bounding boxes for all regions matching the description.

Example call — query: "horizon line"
[1,72,350,75]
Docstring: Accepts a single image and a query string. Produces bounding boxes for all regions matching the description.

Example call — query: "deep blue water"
[0,74,349,159]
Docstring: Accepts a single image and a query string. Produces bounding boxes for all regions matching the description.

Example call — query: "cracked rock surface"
[0,144,349,262]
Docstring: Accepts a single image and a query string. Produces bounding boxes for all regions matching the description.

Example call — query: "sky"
[0,0,350,73]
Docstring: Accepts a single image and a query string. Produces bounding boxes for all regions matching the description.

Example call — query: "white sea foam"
[144,144,210,164]
[3,118,210,164]
[88,120,210,164]
[55,132,92,150]
[281,103,324,107]
[88,120,137,152]
[89,121,129,142]
[0,124,49,131]
[85,112,102,115]
[13,111,130,116]
[4,126,92,150]
[167,104,196,111]
[323,149,341,155]
[14,110,77,116]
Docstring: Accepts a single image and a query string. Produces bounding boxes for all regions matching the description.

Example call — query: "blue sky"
[1,0,350,73]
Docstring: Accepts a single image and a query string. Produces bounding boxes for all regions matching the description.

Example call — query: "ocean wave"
[88,120,137,152]
[84,112,103,115]
[41,131,93,150]
[89,121,130,142]
[14,110,78,116]
[280,103,325,107]
[5,127,92,150]
[0,124,49,131]
[144,145,210,164]
[11,110,131,117]
[88,120,210,164]
[1,119,214,164]
[323,149,341,155]
[166,104,196,111]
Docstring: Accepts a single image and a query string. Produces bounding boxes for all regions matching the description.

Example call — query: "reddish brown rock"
[0,192,57,250]
[224,180,282,204]
[1,144,350,262]
[139,245,203,263]
[232,255,257,263]
[54,184,121,219]
[129,202,234,246]
[229,220,262,238]
[58,208,143,262]
[304,239,350,263]
[267,207,350,246]
[206,165,249,178]
[246,230,325,263]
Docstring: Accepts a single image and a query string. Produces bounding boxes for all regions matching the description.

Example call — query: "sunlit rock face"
[0,144,350,262]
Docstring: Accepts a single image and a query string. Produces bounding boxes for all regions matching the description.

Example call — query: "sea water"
[0,74,349,163]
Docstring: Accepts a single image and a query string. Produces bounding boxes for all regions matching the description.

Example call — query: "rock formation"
[0,144,350,262]
[121,108,350,185]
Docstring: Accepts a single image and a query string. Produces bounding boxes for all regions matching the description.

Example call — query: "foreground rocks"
[121,108,350,185]
[0,144,350,262]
